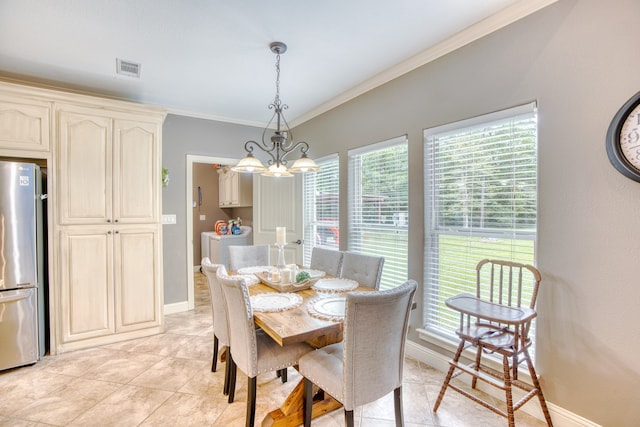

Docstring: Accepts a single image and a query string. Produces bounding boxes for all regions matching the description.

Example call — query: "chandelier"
[232,42,319,177]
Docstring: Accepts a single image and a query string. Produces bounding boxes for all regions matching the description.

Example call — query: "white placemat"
[307,296,346,321]
[250,292,303,312]
[312,278,359,293]
[237,266,271,275]
[233,274,259,287]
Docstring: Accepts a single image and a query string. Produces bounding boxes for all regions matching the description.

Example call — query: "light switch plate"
[162,214,176,224]
[200,215,206,221]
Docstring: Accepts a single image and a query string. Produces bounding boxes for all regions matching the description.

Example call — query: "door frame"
[185,154,240,310]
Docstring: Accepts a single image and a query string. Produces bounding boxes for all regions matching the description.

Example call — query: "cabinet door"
[113,120,160,223]
[0,96,50,152]
[59,227,114,343]
[218,170,227,207]
[228,170,240,205]
[114,226,161,332]
[58,110,112,224]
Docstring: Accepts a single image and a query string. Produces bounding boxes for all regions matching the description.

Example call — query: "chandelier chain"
[274,51,281,107]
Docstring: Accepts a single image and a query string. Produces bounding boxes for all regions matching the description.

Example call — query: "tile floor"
[0,273,546,426]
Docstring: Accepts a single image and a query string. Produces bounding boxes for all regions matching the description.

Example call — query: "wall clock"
[606,90,640,182]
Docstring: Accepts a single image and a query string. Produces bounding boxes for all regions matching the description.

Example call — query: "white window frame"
[302,154,340,267]
[348,135,409,290]
[422,102,538,350]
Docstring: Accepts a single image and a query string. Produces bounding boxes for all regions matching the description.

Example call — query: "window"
[348,136,408,290]
[302,154,339,266]
[423,103,538,343]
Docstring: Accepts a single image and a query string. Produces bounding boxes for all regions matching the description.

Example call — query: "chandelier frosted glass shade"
[233,153,267,173]
[289,153,320,173]
[231,41,319,177]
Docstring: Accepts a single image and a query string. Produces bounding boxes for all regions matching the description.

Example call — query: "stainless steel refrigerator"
[0,160,46,370]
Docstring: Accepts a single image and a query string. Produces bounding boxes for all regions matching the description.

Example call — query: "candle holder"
[275,243,286,269]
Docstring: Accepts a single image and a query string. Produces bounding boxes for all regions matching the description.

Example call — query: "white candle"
[276,226,286,245]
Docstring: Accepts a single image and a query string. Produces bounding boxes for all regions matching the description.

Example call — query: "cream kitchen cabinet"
[57,106,161,225]
[218,167,252,207]
[0,92,50,153]
[57,225,162,350]
[0,81,166,355]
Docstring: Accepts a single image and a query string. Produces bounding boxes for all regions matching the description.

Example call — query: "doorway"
[185,154,240,310]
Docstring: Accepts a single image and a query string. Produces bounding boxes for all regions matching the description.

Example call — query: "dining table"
[235,266,374,426]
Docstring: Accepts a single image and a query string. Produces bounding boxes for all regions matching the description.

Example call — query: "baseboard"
[163,301,190,314]
[405,340,601,427]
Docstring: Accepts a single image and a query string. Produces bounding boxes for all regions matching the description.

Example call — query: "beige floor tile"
[0,369,76,416]
[138,392,227,426]
[10,377,121,425]
[128,357,208,392]
[68,385,173,426]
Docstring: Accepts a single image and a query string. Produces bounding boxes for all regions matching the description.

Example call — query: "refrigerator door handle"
[0,288,34,304]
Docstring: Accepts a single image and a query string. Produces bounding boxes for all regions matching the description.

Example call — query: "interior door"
[252,174,303,265]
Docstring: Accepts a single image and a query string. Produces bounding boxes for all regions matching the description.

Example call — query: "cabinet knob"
[115,230,119,234]
[294,239,303,245]
[107,231,112,235]
[114,219,119,223]
[107,219,111,223]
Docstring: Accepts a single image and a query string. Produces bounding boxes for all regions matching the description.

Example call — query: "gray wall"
[161,115,262,304]
[292,1,639,425]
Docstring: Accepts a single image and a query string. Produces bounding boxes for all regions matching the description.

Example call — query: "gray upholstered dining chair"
[309,247,344,277]
[339,252,385,290]
[228,244,270,271]
[201,258,233,396]
[218,274,314,427]
[299,279,417,427]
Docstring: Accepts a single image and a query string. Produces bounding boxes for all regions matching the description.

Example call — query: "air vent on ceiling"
[116,58,142,78]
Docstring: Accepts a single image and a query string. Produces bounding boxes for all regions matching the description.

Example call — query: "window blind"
[302,154,339,267]
[348,136,408,290]
[423,103,538,344]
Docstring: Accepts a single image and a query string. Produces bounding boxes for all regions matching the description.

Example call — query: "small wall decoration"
[162,167,170,187]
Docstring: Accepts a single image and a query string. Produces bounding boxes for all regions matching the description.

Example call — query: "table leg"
[261,379,342,426]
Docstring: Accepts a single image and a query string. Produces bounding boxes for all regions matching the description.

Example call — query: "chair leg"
[227,353,237,403]
[393,386,404,427]
[211,335,219,372]
[433,340,465,412]
[524,350,554,426]
[303,377,313,427]
[223,348,230,395]
[502,355,515,427]
[344,409,354,427]
[246,376,257,427]
[471,345,482,389]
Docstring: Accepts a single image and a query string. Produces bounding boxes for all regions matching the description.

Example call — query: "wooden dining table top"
[245,275,373,348]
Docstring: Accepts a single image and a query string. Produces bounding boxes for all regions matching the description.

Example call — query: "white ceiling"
[0,0,554,127]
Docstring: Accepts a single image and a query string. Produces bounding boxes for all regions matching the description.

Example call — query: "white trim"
[347,134,407,157]
[405,340,602,427]
[163,301,190,315]
[185,154,240,311]
[424,101,537,138]
[291,0,558,127]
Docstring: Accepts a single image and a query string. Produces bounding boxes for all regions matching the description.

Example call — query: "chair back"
[342,280,417,409]
[217,273,259,377]
[309,247,343,277]
[340,252,384,289]
[474,259,542,342]
[476,259,542,310]
[201,258,230,346]
[228,244,270,271]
